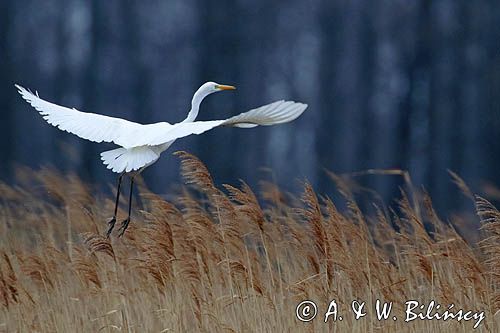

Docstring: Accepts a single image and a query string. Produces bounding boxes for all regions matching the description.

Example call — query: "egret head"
[194,81,235,101]
[204,81,236,93]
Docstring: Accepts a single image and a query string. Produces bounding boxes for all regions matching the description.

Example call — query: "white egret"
[15,82,307,236]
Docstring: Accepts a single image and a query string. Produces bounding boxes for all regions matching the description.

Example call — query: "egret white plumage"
[15,82,307,236]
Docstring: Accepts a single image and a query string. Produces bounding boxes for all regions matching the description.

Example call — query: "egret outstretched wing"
[15,84,172,148]
[16,84,307,150]
[131,100,308,147]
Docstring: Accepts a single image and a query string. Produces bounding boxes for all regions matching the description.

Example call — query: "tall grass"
[0,152,498,332]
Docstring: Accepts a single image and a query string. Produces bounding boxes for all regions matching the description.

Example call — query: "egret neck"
[182,82,236,123]
[183,88,205,122]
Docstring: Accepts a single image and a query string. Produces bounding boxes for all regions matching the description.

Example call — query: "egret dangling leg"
[106,174,124,237]
[117,176,134,237]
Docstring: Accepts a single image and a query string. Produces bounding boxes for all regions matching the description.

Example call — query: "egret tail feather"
[100,147,159,173]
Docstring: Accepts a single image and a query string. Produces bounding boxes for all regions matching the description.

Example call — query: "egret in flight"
[15,82,307,236]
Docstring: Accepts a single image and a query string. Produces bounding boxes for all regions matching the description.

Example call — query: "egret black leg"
[106,174,124,237]
[118,177,134,237]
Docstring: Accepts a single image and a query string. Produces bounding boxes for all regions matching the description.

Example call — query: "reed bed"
[0,152,498,332]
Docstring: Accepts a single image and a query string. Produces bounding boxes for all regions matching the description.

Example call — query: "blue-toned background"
[1,0,500,213]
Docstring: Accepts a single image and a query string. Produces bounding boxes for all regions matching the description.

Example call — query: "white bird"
[15,82,307,236]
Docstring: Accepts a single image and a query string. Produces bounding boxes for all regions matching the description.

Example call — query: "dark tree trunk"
[0,2,14,177]
[195,0,240,183]
[81,0,104,181]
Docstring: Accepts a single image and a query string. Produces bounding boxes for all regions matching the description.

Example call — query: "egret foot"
[106,217,117,238]
[117,217,131,237]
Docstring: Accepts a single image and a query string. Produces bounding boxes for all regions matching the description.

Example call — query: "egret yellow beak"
[216,84,236,91]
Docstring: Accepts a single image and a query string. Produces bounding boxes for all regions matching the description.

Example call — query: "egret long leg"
[106,174,124,237]
[117,177,134,237]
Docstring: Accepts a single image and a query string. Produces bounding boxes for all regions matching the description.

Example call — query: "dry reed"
[0,152,498,332]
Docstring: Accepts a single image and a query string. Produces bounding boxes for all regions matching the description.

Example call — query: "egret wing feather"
[222,100,307,127]
[15,84,172,148]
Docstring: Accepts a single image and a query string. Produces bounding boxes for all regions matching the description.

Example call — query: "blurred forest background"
[1,0,500,214]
